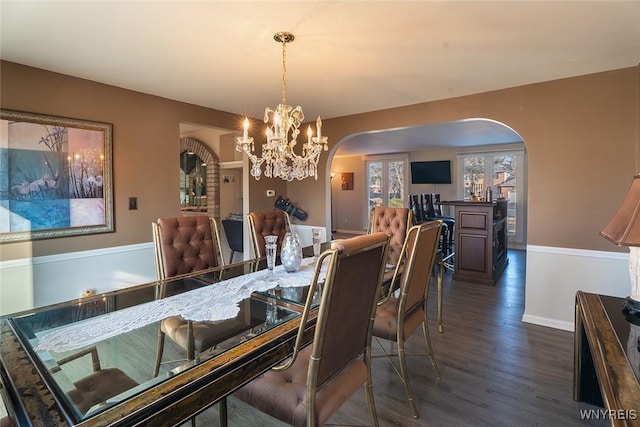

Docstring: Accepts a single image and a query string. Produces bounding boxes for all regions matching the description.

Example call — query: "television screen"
[410,160,452,184]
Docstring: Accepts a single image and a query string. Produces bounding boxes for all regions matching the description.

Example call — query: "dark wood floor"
[201,249,607,426]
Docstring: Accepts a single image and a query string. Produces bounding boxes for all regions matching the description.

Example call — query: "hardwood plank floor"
[204,249,607,426]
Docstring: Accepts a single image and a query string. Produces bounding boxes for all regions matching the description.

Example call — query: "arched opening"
[179,137,220,219]
[326,118,527,243]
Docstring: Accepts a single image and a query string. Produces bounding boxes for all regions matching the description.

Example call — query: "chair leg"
[187,321,195,361]
[421,319,441,381]
[364,368,379,427]
[218,397,228,427]
[228,250,235,265]
[437,261,444,333]
[153,327,166,377]
[397,338,419,418]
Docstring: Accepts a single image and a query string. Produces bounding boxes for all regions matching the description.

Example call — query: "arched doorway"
[179,137,220,219]
[325,118,527,249]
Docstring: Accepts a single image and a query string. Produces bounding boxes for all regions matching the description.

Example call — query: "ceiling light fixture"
[236,32,328,181]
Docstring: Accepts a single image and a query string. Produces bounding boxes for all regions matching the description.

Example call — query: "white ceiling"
[2,1,639,156]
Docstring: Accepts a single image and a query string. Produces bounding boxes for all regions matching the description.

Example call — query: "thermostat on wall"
[266,190,276,197]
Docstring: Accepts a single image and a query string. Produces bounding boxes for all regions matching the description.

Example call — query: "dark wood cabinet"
[574,292,640,426]
[441,200,508,285]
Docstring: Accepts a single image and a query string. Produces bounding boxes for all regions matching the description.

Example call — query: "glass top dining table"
[0,246,338,427]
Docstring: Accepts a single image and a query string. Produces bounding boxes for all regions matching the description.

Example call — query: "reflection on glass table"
[0,256,317,426]
[9,290,299,422]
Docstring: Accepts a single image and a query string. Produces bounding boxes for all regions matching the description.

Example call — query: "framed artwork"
[341,172,354,190]
[0,110,113,242]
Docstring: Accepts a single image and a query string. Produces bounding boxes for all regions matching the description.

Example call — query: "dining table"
[0,241,443,426]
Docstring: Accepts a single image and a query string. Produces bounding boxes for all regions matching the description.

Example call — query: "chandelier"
[236,32,328,181]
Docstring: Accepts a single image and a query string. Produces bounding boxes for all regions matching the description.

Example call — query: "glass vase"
[281,231,303,273]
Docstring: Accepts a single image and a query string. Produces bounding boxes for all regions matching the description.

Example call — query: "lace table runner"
[35,258,325,353]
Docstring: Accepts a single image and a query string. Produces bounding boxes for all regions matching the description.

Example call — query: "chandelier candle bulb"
[243,117,249,140]
[316,117,322,140]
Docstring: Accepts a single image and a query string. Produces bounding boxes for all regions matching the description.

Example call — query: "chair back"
[247,210,291,257]
[397,221,442,337]
[409,194,424,223]
[368,206,412,266]
[306,232,389,420]
[152,215,223,280]
[234,232,389,426]
[421,193,436,218]
[432,193,444,216]
[221,219,244,253]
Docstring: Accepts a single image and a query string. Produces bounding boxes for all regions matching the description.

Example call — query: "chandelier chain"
[281,38,287,107]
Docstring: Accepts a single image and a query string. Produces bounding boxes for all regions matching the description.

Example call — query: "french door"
[365,154,409,219]
[458,149,526,246]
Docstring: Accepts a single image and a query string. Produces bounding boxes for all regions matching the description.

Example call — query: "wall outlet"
[344,219,348,225]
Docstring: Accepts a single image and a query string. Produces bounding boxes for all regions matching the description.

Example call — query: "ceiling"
[2,1,639,156]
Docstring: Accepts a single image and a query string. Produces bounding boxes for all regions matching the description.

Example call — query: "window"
[365,154,409,219]
[458,149,526,245]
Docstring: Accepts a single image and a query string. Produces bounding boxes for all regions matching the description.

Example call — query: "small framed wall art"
[341,172,354,190]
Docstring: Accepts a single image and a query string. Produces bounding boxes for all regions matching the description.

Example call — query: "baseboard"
[521,313,574,332]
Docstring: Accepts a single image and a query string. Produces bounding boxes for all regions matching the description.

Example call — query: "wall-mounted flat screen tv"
[410,160,452,184]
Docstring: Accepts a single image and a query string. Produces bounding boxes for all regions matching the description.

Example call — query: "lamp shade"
[600,175,640,246]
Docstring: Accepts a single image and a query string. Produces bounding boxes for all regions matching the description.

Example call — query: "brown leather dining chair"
[234,232,391,427]
[152,215,236,425]
[372,220,443,419]
[152,215,230,375]
[247,210,291,258]
[367,206,413,267]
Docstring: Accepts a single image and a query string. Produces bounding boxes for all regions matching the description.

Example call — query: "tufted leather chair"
[152,215,230,376]
[372,220,443,418]
[247,210,291,258]
[234,232,390,427]
[152,215,233,425]
[367,206,413,266]
[153,215,223,279]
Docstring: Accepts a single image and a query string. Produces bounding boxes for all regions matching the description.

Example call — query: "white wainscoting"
[291,225,327,247]
[2,242,629,330]
[523,245,630,331]
[0,243,156,315]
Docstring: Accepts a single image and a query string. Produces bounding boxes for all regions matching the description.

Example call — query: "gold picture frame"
[0,110,114,242]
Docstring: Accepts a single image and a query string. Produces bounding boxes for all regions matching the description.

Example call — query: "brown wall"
[2,60,638,261]
[0,60,247,260]
[313,66,639,252]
